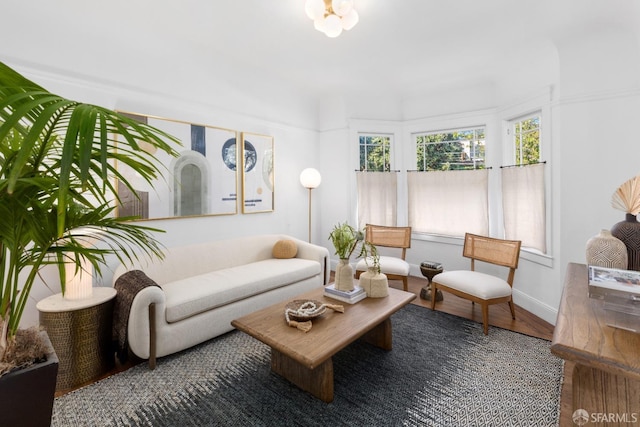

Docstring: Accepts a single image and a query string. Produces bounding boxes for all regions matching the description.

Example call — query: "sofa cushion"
[272,239,298,259]
[162,258,320,322]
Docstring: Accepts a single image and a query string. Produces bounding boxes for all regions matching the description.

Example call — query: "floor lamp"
[299,168,322,242]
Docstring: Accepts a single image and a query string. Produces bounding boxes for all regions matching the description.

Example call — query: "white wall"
[555,26,640,286]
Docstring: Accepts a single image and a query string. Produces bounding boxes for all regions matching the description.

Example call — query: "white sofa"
[112,234,329,367]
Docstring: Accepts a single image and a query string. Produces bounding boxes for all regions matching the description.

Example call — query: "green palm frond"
[0,61,181,358]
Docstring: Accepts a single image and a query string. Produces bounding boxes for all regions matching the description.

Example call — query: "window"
[408,169,489,236]
[356,171,397,227]
[359,134,391,171]
[512,115,541,165]
[356,133,398,227]
[416,127,485,171]
[502,112,546,253]
[409,126,489,237]
[356,134,396,227]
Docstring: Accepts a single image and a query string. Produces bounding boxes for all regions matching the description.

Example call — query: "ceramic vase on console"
[359,266,388,298]
[585,229,628,269]
[611,213,640,271]
[335,258,355,291]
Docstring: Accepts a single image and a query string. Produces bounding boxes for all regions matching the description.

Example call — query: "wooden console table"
[551,263,640,425]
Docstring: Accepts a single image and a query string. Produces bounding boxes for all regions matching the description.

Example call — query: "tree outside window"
[415,128,485,171]
[504,113,546,253]
[359,134,391,171]
[513,115,540,165]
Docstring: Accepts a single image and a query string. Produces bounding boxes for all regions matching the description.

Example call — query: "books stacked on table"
[323,282,367,304]
[588,265,640,333]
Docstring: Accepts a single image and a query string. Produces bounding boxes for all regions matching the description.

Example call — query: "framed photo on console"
[115,111,239,220]
[241,132,274,213]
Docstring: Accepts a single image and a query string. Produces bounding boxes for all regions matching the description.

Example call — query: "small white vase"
[359,266,389,298]
[335,258,355,291]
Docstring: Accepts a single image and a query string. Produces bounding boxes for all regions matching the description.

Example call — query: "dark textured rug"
[52,304,563,426]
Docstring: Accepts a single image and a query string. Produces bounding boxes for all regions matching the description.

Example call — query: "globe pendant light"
[332,0,353,16]
[323,14,343,38]
[304,0,358,37]
[305,0,325,20]
[341,8,359,30]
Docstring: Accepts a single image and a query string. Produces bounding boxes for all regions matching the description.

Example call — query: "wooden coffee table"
[231,286,415,402]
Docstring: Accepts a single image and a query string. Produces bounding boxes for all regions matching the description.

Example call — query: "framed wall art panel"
[241,132,274,213]
[115,111,239,220]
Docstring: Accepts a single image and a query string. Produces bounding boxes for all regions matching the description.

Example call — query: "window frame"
[404,110,495,240]
[358,132,392,172]
[500,94,552,266]
[348,121,403,228]
[414,126,486,171]
[348,95,554,267]
[509,112,542,166]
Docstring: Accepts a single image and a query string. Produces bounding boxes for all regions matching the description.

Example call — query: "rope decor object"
[284,300,344,332]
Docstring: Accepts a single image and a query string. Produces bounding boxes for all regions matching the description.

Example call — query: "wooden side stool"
[419,261,444,302]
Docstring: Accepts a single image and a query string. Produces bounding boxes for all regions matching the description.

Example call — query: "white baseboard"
[512,288,558,326]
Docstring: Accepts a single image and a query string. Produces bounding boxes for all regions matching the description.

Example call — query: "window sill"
[411,233,553,268]
[519,248,553,268]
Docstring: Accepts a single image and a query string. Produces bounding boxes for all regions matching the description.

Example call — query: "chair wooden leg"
[402,277,408,292]
[508,300,516,319]
[481,303,489,335]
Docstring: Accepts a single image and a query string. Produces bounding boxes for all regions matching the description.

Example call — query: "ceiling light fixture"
[305,0,359,38]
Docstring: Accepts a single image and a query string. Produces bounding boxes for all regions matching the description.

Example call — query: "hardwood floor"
[404,275,554,340]
[58,274,571,426]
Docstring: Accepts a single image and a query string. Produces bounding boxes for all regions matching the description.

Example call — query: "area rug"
[52,304,563,426]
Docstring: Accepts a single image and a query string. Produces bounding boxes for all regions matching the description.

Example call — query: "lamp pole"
[299,168,322,243]
[307,187,313,243]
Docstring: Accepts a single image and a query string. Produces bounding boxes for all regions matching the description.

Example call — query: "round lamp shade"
[300,168,322,189]
[323,14,343,37]
[332,0,353,17]
[341,9,359,30]
[305,0,326,20]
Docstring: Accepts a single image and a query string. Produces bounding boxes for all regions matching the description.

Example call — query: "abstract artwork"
[241,132,274,213]
[115,112,239,219]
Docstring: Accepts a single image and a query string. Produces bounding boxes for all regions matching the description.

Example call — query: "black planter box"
[0,331,59,427]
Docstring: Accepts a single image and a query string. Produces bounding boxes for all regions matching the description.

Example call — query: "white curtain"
[502,163,546,253]
[356,171,397,227]
[407,169,489,237]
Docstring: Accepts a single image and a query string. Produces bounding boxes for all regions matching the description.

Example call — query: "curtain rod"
[499,161,547,169]
[354,169,401,172]
[406,167,493,172]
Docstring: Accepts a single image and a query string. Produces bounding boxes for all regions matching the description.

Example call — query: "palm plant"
[0,62,180,365]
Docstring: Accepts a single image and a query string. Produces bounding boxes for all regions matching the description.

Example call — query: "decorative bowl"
[284,300,326,322]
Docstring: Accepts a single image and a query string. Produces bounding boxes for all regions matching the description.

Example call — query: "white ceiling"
[2,0,639,114]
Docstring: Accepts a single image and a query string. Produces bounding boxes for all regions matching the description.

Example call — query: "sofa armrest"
[291,237,331,285]
[128,286,166,366]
